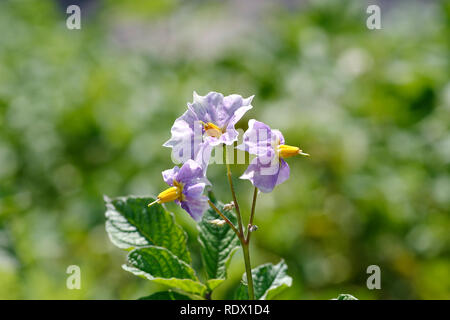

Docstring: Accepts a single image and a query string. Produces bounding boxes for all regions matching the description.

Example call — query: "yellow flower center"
[202,121,222,138]
[277,144,310,159]
[148,180,184,207]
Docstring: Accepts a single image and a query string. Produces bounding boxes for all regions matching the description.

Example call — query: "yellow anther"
[277,144,310,159]
[157,186,180,203]
[201,121,222,138]
[148,180,184,207]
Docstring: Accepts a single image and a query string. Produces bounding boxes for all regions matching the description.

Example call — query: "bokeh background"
[0,0,449,299]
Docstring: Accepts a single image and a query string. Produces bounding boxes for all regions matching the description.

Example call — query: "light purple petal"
[194,142,214,175]
[164,91,252,174]
[220,126,239,145]
[276,159,290,186]
[164,92,252,168]
[204,135,224,147]
[180,195,209,221]
[183,182,206,199]
[187,92,220,124]
[237,119,276,156]
[189,91,252,132]
[163,160,209,220]
[176,159,204,184]
[271,129,285,145]
[217,94,253,128]
[240,156,277,193]
[240,154,290,193]
[162,166,180,186]
[163,110,203,164]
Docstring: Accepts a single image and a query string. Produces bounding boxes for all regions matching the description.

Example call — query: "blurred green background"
[0,0,449,299]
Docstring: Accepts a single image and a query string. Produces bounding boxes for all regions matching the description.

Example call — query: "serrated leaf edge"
[104,194,191,263]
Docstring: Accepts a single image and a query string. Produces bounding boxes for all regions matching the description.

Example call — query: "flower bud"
[209,219,226,226]
[223,201,235,211]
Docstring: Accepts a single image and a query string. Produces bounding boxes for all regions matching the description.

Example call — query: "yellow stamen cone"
[278,144,310,159]
[201,121,222,138]
[148,186,181,207]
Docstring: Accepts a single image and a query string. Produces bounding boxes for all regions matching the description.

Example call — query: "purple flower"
[238,120,309,193]
[149,160,210,221]
[163,91,253,170]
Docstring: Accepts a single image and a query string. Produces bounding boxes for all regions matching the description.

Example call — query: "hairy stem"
[226,163,244,238]
[207,200,240,239]
[224,148,255,300]
[242,241,255,300]
[246,187,258,243]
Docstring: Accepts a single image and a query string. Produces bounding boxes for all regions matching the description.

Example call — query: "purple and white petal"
[240,156,281,193]
[239,120,292,192]
[216,94,253,129]
[276,159,290,186]
[164,92,253,170]
[176,159,204,184]
[161,160,210,220]
[237,119,274,156]
[271,129,285,146]
[220,125,239,145]
[250,159,289,193]
[162,166,180,186]
[183,182,206,199]
[189,92,252,130]
[163,110,203,164]
[188,91,221,124]
[194,142,214,176]
[180,195,209,221]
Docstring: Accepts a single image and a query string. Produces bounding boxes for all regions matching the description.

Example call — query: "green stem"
[246,187,258,243]
[241,241,255,300]
[226,163,244,238]
[207,200,240,239]
[224,148,255,300]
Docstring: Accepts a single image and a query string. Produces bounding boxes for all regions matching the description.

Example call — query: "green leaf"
[139,291,192,300]
[198,201,240,291]
[104,195,190,263]
[235,260,292,300]
[123,246,207,297]
[234,283,249,300]
[333,294,358,300]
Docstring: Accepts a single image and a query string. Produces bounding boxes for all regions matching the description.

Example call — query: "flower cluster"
[150,91,308,220]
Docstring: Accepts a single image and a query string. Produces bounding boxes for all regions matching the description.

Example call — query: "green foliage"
[139,291,192,300]
[198,202,240,291]
[105,196,190,263]
[105,195,292,300]
[0,0,449,300]
[333,294,358,300]
[105,195,246,299]
[123,246,207,297]
[105,196,206,298]
[235,261,292,300]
